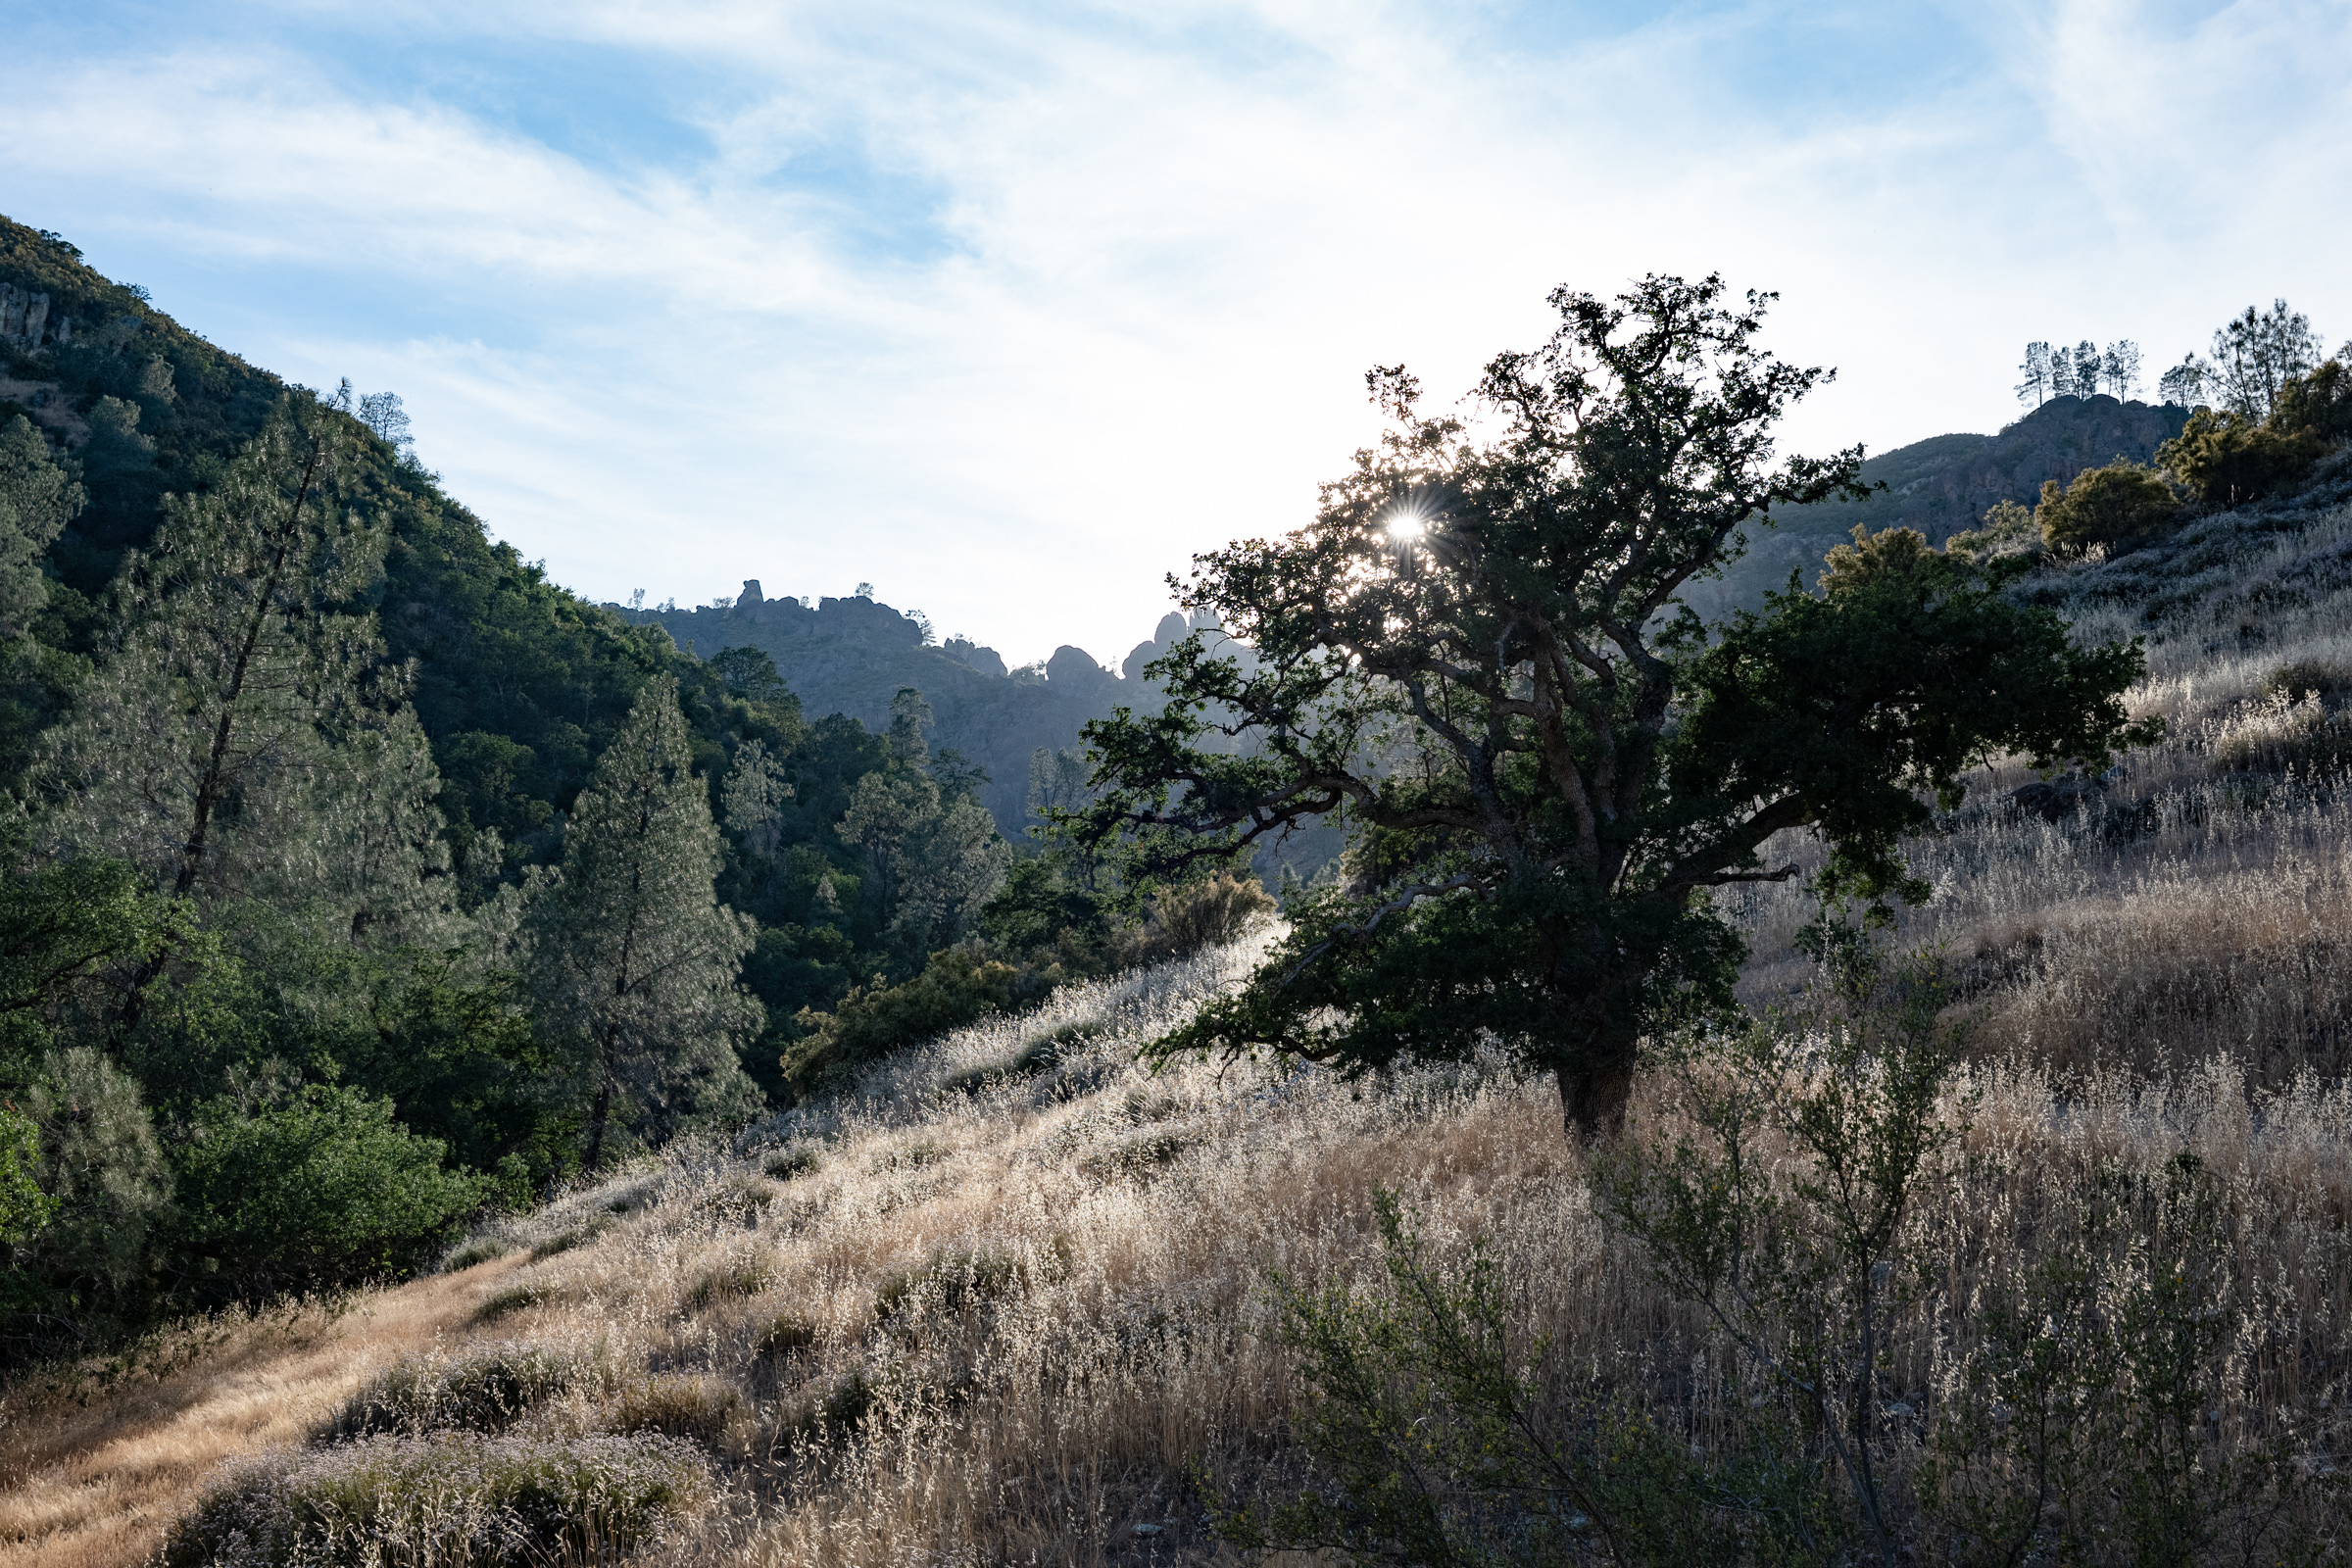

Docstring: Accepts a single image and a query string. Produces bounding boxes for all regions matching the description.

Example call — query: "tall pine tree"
[40,392,458,970]
[528,676,761,1170]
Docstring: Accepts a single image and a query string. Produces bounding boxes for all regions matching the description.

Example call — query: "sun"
[1384,510,1428,542]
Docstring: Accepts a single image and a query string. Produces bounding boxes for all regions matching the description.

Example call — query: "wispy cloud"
[8,1,2346,662]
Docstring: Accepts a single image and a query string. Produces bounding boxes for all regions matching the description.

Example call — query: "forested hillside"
[0,216,1252,1363]
[6,226,2352,1568]
[612,588,1204,836]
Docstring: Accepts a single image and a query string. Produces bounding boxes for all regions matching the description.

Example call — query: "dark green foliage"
[373,482,692,872]
[2157,409,2328,507]
[974,851,1124,972]
[172,1085,490,1293]
[2270,358,2352,445]
[1080,275,2153,1135]
[780,945,1019,1098]
[335,957,570,1181]
[0,845,181,1076]
[1212,1192,1840,1565]
[1679,535,2158,910]
[5,1047,173,1351]
[0,1097,53,1245]
[2031,461,2181,557]
[0,216,284,613]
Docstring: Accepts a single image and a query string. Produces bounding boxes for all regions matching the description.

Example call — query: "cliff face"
[621,591,1210,835]
[1687,394,2191,617]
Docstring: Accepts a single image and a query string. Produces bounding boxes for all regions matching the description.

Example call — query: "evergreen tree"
[40,396,374,907]
[2210,299,2323,420]
[2101,339,2142,400]
[894,794,1010,949]
[526,676,761,1171]
[2158,355,2207,409]
[720,738,793,863]
[0,416,81,642]
[2014,342,2053,406]
[838,693,1011,951]
[38,394,458,969]
[2071,340,2101,397]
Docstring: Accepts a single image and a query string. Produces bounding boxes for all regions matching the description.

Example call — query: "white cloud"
[6,1,2347,663]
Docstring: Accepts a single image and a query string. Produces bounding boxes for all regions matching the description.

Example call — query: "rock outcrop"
[1687,394,2192,618]
[0,284,66,353]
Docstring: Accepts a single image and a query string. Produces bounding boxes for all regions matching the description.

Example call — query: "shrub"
[1080,1127,1195,1182]
[2157,410,2327,507]
[755,1312,817,1361]
[2034,460,2182,556]
[474,1280,556,1322]
[2270,358,2352,445]
[0,1098,56,1247]
[605,1372,746,1448]
[791,1370,878,1440]
[782,946,1018,1096]
[1918,1154,2313,1565]
[761,1144,823,1180]
[2266,658,2352,700]
[937,1019,1100,1097]
[440,1236,513,1271]
[324,1341,603,1439]
[683,1252,778,1310]
[527,1219,610,1261]
[1212,1191,1834,1563]
[1127,873,1276,964]
[173,1085,491,1293]
[1945,499,2040,564]
[872,1246,1029,1322]
[15,1047,172,1308]
[156,1432,709,1568]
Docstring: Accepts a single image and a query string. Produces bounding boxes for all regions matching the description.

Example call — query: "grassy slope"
[10,487,2352,1563]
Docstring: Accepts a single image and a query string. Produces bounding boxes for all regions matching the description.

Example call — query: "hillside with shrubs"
[2,228,2351,1565]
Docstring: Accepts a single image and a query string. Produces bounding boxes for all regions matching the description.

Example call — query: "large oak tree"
[1074,275,2155,1135]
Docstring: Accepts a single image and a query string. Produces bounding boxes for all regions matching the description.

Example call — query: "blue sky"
[7,0,2349,666]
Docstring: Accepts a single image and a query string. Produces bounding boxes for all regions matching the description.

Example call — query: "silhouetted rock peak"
[943,636,1008,678]
[1047,645,1114,692]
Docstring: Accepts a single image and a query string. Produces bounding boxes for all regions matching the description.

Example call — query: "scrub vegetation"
[3,220,2352,1563]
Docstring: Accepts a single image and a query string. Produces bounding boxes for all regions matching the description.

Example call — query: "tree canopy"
[1074,274,2158,1134]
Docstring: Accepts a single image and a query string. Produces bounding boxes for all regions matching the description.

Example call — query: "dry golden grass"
[4,923,2350,1563]
[11,500,2352,1564]
[0,1253,526,1568]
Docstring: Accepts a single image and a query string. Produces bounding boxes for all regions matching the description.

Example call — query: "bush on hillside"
[0,1099,54,1247]
[157,1432,709,1568]
[2034,460,2182,556]
[325,1341,606,1440]
[6,1048,173,1348]
[2157,409,2328,507]
[173,1085,490,1292]
[2270,359,2352,446]
[1127,872,1277,964]
[781,946,1019,1098]
[1943,499,2040,564]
